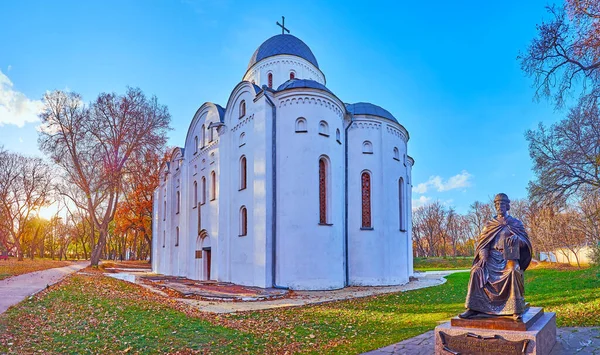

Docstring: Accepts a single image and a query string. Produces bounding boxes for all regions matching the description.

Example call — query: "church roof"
[345,102,398,123]
[248,34,319,70]
[277,79,332,94]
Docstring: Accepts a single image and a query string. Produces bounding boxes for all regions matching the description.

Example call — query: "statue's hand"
[479,249,489,263]
[506,235,518,247]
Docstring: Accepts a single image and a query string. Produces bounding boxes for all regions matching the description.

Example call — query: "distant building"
[152,32,414,290]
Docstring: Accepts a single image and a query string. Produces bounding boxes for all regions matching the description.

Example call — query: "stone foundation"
[434,312,556,354]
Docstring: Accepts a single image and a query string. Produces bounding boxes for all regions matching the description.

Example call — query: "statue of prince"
[459,193,533,320]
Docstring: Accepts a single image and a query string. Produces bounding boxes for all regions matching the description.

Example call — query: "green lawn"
[413,256,473,271]
[0,265,598,354]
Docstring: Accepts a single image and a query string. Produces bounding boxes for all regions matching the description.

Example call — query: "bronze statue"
[459,193,532,320]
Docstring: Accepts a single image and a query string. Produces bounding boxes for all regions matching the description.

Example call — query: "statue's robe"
[465,215,532,315]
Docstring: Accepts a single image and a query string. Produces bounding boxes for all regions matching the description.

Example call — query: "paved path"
[361,327,600,354]
[0,262,88,314]
[136,270,470,314]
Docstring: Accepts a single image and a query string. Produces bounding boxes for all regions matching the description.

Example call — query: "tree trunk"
[90,228,108,266]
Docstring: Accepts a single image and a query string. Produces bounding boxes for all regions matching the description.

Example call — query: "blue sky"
[0,0,563,213]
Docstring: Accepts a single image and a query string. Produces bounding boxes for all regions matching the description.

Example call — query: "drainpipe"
[344,116,351,287]
[264,91,288,290]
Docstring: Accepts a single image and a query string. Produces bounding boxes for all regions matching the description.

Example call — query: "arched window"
[163,231,165,248]
[194,136,198,154]
[201,124,206,147]
[319,157,330,224]
[336,129,341,143]
[295,117,307,132]
[361,172,372,228]
[209,126,214,142]
[176,191,180,214]
[201,177,206,204]
[289,72,295,80]
[163,200,166,221]
[319,121,329,136]
[240,206,248,236]
[393,147,400,160]
[268,73,273,88]
[239,132,246,147]
[239,100,246,118]
[210,171,216,201]
[175,227,179,246]
[399,178,405,231]
[193,181,198,206]
[240,156,247,190]
[362,141,373,154]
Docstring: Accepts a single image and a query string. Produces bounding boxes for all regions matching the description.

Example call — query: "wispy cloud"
[0,70,43,127]
[413,170,472,194]
[412,195,432,209]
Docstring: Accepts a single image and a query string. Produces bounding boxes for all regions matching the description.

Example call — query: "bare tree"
[0,151,53,260]
[38,88,171,266]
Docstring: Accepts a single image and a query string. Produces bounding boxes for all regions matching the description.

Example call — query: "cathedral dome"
[247,34,319,70]
[277,79,332,94]
[345,102,398,123]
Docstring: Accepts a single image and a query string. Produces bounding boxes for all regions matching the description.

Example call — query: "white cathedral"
[152,31,414,290]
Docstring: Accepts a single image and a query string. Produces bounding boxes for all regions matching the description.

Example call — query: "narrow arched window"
[399,177,405,231]
[240,156,247,190]
[163,231,165,248]
[210,171,216,201]
[295,118,307,132]
[240,206,248,236]
[239,100,246,118]
[201,177,206,204]
[163,200,166,221]
[175,227,179,246]
[239,132,246,147]
[209,126,214,142]
[176,191,180,214]
[290,72,295,80]
[194,136,198,153]
[319,157,329,224]
[193,181,198,206]
[268,73,273,88]
[336,129,341,143]
[319,121,329,136]
[393,147,400,160]
[362,141,373,154]
[362,172,372,228]
[201,124,206,147]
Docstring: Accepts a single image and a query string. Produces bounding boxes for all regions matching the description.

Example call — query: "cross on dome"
[276,16,290,35]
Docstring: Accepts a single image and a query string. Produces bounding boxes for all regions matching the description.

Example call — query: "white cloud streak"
[0,70,43,127]
[413,170,472,194]
[412,195,432,209]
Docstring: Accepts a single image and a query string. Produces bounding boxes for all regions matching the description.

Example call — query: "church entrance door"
[204,248,211,280]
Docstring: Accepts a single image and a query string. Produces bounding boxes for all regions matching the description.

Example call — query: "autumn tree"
[0,150,53,260]
[38,88,171,266]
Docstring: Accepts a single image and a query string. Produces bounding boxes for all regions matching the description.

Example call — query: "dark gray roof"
[345,102,398,123]
[277,79,332,94]
[215,104,225,122]
[248,34,319,70]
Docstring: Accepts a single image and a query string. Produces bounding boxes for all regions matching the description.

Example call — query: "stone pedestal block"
[434,312,556,354]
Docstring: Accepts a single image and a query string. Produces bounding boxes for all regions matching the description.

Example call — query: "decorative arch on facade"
[240,206,248,236]
[319,121,329,136]
[239,100,246,118]
[268,72,273,88]
[289,71,295,80]
[362,141,373,154]
[393,147,400,160]
[240,155,247,190]
[175,226,179,246]
[295,117,307,132]
[193,181,198,206]
[361,171,372,228]
[399,177,405,231]
[239,132,246,146]
[201,177,206,204]
[318,156,331,224]
[335,128,341,143]
[210,171,216,201]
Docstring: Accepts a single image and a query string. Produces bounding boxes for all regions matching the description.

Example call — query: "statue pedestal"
[434,308,556,354]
